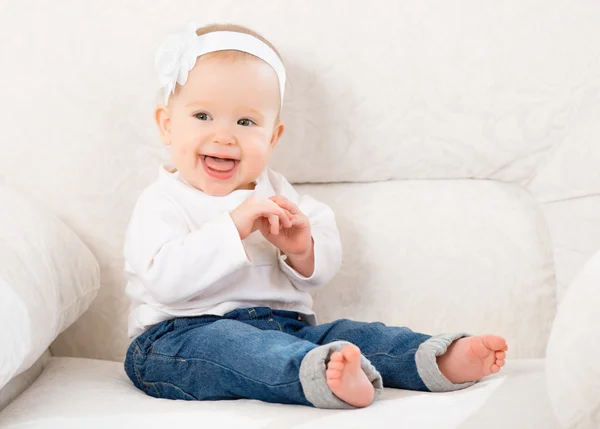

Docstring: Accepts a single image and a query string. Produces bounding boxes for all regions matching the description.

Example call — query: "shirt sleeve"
[274,174,342,291]
[123,192,250,306]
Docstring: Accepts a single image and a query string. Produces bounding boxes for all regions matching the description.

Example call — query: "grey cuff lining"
[299,341,383,409]
[415,333,477,392]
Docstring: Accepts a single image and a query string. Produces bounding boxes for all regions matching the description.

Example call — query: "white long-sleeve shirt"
[124,165,342,338]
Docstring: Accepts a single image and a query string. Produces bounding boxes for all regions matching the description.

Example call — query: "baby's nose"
[213,125,235,145]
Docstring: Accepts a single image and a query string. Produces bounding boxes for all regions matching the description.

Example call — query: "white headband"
[155,24,286,107]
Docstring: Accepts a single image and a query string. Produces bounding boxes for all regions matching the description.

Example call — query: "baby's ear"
[155,105,172,146]
[270,122,285,149]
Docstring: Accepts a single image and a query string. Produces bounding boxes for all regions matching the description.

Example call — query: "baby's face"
[159,54,283,196]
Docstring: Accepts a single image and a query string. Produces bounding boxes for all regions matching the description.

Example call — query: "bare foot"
[326,344,374,408]
[436,335,508,384]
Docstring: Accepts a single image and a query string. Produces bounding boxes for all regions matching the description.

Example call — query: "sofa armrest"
[545,250,600,429]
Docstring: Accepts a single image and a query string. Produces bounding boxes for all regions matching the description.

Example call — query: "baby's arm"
[124,192,250,306]
[274,175,342,291]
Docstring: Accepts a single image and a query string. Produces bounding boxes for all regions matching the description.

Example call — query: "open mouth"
[200,155,240,180]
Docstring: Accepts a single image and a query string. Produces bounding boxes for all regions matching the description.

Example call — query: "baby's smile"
[200,154,240,181]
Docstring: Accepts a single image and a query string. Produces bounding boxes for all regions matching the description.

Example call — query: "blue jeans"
[124,307,471,408]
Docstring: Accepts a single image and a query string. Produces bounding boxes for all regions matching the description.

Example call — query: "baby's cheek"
[243,147,270,171]
[171,148,192,170]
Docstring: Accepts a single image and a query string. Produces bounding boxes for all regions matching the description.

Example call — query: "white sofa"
[1,1,599,428]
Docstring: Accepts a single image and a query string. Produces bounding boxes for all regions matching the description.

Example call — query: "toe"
[330,351,344,363]
[490,364,500,373]
[326,369,342,380]
[495,351,506,360]
[483,335,507,352]
[341,344,361,362]
[496,359,505,367]
[327,361,345,371]
[327,377,342,390]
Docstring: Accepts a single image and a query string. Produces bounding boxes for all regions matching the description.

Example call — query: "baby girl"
[123,23,508,409]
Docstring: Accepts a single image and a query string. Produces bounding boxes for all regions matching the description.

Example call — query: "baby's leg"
[124,317,382,408]
[297,320,506,392]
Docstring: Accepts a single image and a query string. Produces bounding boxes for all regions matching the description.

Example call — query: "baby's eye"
[237,118,255,127]
[195,112,212,121]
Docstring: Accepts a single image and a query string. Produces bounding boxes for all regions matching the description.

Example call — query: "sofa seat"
[0,357,559,429]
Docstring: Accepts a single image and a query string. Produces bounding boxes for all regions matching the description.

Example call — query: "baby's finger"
[270,195,300,215]
[284,208,294,221]
[268,214,280,235]
[270,202,293,228]
[259,199,292,228]
[291,215,309,228]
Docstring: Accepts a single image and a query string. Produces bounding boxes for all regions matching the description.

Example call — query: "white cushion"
[546,250,600,428]
[0,357,559,429]
[0,186,100,390]
[303,180,556,358]
[0,350,50,411]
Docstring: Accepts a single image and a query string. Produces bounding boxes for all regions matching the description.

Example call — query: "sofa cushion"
[302,180,556,358]
[0,350,50,411]
[546,250,600,428]
[0,357,559,429]
[0,186,100,390]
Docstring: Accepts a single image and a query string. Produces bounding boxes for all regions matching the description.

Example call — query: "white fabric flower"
[155,23,199,105]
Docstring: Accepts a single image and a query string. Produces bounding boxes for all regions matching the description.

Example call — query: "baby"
[123,23,508,409]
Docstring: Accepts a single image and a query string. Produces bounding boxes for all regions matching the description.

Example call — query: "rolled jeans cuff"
[415,333,477,392]
[299,341,383,409]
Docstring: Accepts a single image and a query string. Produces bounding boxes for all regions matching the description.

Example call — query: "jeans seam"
[149,381,161,396]
[131,341,144,388]
[145,380,196,400]
[328,338,406,359]
[147,321,178,354]
[147,353,187,363]
[363,352,403,359]
[274,319,284,332]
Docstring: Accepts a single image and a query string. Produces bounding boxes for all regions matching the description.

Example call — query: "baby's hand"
[230,196,293,241]
[259,196,313,268]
